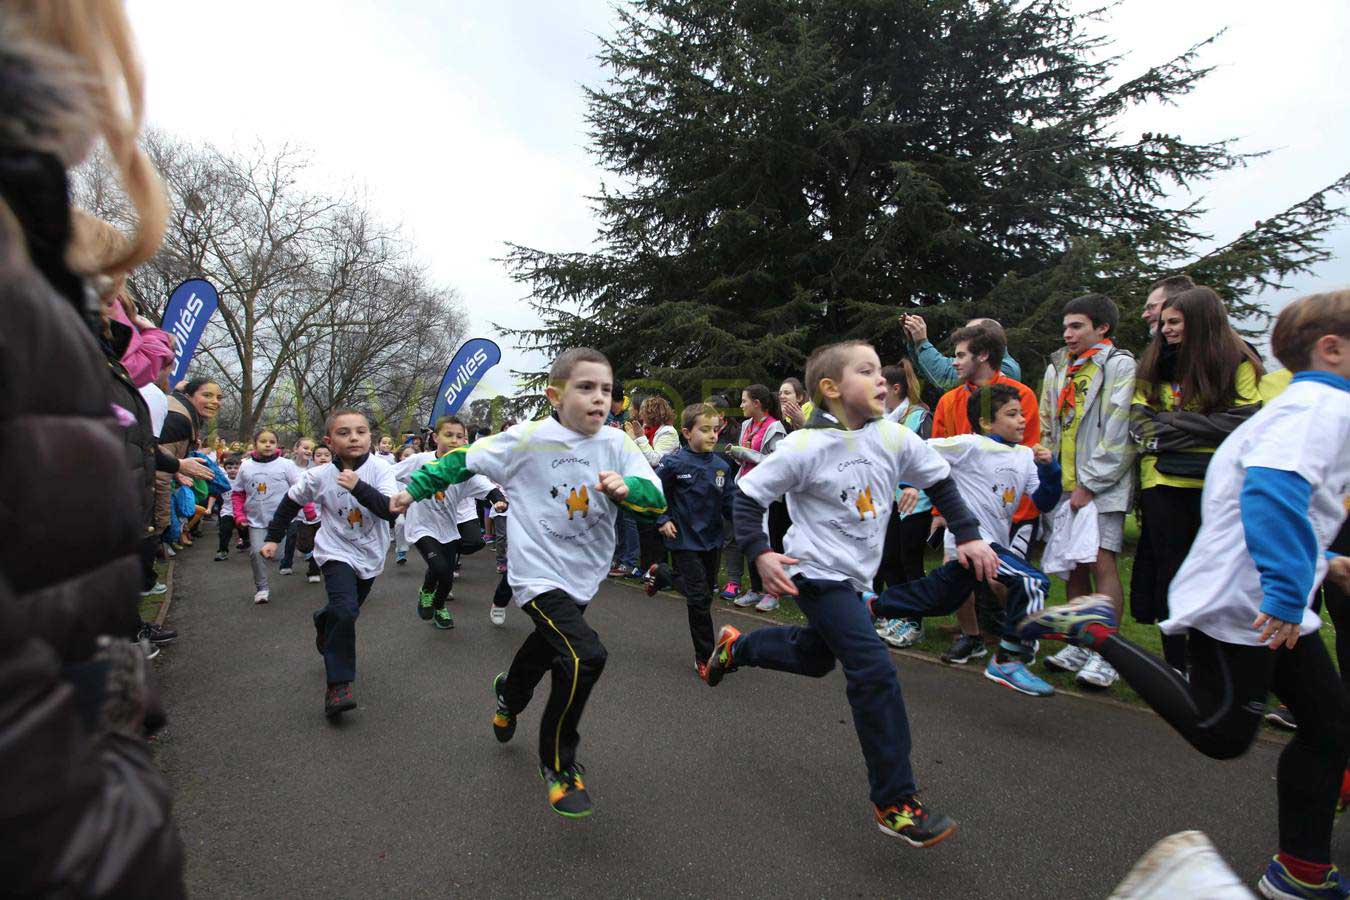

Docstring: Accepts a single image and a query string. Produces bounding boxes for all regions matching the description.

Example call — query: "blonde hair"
[639,395,674,428]
[1272,290,1350,372]
[10,0,167,274]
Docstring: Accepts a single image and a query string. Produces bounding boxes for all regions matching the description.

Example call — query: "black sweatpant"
[140,534,160,591]
[1097,629,1350,863]
[1131,486,1202,671]
[874,509,932,593]
[499,590,607,773]
[768,500,791,553]
[672,548,721,661]
[414,536,457,608]
[216,515,241,555]
[314,561,376,685]
[493,570,512,609]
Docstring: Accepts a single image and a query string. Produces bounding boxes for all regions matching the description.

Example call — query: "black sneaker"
[492,673,516,743]
[540,764,593,818]
[214,551,228,561]
[433,606,455,630]
[874,796,956,848]
[940,633,986,665]
[1265,704,1297,730]
[139,622,178,644]
[325,682,356,718]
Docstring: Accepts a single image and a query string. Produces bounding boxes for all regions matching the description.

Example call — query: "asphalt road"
[152,532,1335,899]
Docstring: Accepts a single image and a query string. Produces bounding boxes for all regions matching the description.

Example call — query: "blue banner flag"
[428,338,502,427]
[160,279,219,386]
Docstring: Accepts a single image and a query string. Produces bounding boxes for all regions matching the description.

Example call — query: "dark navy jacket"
[654,447,737,552]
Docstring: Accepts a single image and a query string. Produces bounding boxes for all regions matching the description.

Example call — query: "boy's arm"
[733,488,772,561]
[405,447,478,501]
[1030,457,1063,512]
[1077,356,1138,494]
[617,436,666,522]
[912,341,961,391]
[1240,467,1319,626]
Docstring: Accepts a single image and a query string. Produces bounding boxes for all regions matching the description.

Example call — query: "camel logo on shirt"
[1001,487,1016,504]
[854,485,877,521]
[346,507,363,528]
[256,481,267,494]
[565,485,590,519]
[434,491,446,502]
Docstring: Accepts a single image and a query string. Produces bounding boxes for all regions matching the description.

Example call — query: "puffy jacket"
[107,320,158,532]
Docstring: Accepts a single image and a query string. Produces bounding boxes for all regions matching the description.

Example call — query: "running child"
[705,339,999,848]
[233,429,303,604]
[653,402,736,677]
[214,454,244,562]
[393,444,417,565]
[298,445,332,583]
[392,416,507,630]
[866,383,1064,696]
[1018,291,1350,899]
[279,437,317,575]
[261,410,399,718]
[391,347,666,818]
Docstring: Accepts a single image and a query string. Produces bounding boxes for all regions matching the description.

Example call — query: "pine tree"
[503,0,1349,399]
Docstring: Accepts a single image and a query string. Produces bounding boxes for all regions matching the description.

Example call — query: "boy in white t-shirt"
[392,416,506,629]
[261,410,399,719]
[391,348,665,819]
[705,340,1000,849]
[1019,291,1350,899]
[863,383,1064,697]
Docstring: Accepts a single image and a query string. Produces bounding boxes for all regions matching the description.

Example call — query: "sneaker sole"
[1257,874,1305,900]
[434,620,455,630]
[325,699,357,718]
[940,648,987,665]
[875,818,957,849]
[984,668,1053,697]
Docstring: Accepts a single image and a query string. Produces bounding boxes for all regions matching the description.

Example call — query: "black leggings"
[1131,487,1202,672]
[1097,629,1350,863]
[414,537,457,608]
[217,516,244,555]
[874,509,932,593]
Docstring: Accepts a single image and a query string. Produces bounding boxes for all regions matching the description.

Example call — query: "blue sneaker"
[1257,856,1350,898]
[984,657,1054,697]
[1016,594,1117,644]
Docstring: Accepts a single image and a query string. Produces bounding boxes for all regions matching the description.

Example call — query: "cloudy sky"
[127,0,1349,395]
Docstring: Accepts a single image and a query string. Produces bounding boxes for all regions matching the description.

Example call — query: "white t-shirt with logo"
[237,455,302,526]
[392,450,495,544]
[463,417,661,606]
[286,455,399,580]
[736,419,951,592]
[1162,378,1350,644]
[927,434,1038,553]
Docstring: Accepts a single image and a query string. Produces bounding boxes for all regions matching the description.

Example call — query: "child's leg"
[869,560,980,622]
[989,545,1050,657]
[492,570,512,608]
[306,555,321,578]
[413,537,455,606]
[504,591,607,773]
[218,515,236,554]
[896,511,931,583]
[721,519,744,587]
[873,509,905,592]
[313,561,375,684]
[1269,636,1350,866]
[742,577,919,805]
[456,518,486,555]
[280,520,299,569]
[248,527,270,591]
[672,549,715,661]
[495,516,509,566]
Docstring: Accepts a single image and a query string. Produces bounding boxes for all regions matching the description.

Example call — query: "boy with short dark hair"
[652,402,737,677]
[214,454,243,561]
[390,347,666,819]
[261,410,399,718]
[1037,293,1137,687]
[705,339,1000,848]
[1019,290,1350,899]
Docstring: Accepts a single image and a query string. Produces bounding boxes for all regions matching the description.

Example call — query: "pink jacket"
[111,303,174,389]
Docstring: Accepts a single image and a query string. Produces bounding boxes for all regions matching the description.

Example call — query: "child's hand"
[1032,444,1053,465]
[596,471,628,501]
[336,469,359,491]
[954,539,999,583]
[493,500,509,513]
[897,487,920,515]
[260,541,278,560]
[754,551,800,597]
[1252,612,1301,650]
[658,521,678,540]
[389,491,413,515]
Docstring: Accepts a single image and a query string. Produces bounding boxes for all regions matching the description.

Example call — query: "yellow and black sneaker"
[491,672,516,743]
[540,764,592,818]
[874,797,956,848]
[704,625,741,687]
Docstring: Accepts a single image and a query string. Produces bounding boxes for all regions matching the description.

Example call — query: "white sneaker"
[734,590,762,608]
[307,575,321,583]
[279,567,293,576]
[490,606,507,626]
[1076,651,1119,688]
[253,590,270,604]
[754,593,779,612]
[1108,830,1252,899]
[1044,644,1091,673]
[882,619,924,649]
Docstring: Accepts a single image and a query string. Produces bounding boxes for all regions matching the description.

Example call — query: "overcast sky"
[127,0,1349,396]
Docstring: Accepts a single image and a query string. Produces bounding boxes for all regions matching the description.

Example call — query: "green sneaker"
[492,673,516,743]
[540,764,593,818]
[417,588,435,621]
[433,606,455,630]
